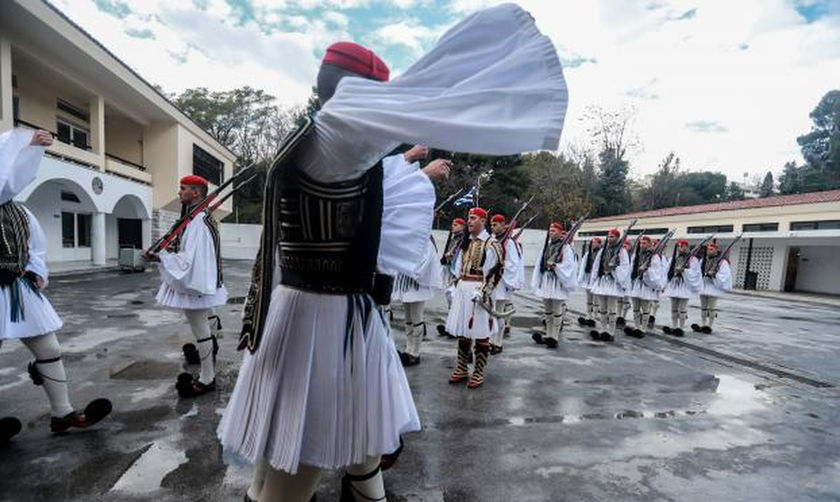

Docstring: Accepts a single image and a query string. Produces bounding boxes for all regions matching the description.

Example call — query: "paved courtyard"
[1,260,839,501]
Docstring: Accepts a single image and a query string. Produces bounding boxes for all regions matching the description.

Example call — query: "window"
[687,224,734,234]
[57,98,89,122]
[77,214,91,247]
[60,191,81,203]
[790,220,840,231]
[743,222,778,232]
[61,212,75,248]
[56,118,90,150]
[193,144,223,185]
[629,227,670,235]
[579,230,608,237]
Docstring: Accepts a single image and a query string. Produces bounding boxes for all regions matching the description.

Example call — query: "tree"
[778,161,802,195]
[724,182,745,201]
[521,151,591,227]
[797,89,840,179]
[584,106,638,217]
[759,171,774,198]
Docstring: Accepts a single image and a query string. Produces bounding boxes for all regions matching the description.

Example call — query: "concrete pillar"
[0,37,13,132]
[141,218,151,250]
[89,94,105,170]
[92,211,106,265]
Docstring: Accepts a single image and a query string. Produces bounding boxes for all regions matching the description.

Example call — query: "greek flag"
[454,186,475,207]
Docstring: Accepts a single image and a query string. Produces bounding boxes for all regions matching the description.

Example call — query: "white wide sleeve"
[158,215,218,295]
[684,256,703,293]
[502,239,522,290]
[577,252,589,284]
[530,243,545,291]
[300,3,568,183]
[614,249,631,290]
[23,207,49,284]
[714,260,733,292]
[378,161,435,276]
[587,250,604,289]
[554,245,578,290]
[645,255,667,290]
[0,129,47,204]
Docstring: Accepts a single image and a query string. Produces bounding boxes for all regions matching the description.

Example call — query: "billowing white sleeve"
[554,245,578,290]
[23,207,49,284]
[530,243,545,291]
[300,3,567,183]
[645,255,667,290]
[587,250,604,289]
[158,215,219,295]
[502,239,522,290]
[684,256,703,293]
[378,157,435,276]
[0,129,47,205]
[577,252,589,285]
[714,260,733,292]
[614,249,631,290]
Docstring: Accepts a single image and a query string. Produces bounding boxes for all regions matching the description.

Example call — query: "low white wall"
[794,246,840,295]
[220,223,261,260]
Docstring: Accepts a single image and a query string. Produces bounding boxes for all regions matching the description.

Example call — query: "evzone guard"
[445,207,504,388]
[531,222,577,348]
[692,241,733,334]
[146,175,228,398]
[587,228,630,342]
[662,239,702,337]
[577,237,603,327]
[437,217,466,339]
[617,239,633,326]
[0,128,111,442]
[388,147,451,366]
[488,213,524,355]
[218,5,568,500]
[624,235,666,338]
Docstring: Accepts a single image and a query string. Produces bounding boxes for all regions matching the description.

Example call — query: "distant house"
[578,190,840,295]
[0,0,236,266]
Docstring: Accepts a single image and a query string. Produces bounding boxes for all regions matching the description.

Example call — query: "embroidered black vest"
[239,117,386,353]
[0,202,30,286]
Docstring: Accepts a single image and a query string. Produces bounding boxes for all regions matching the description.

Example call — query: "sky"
[51,0,840,184]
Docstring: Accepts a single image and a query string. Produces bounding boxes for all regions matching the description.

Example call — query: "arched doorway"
[109,194,151,257]
[23,178,101,263]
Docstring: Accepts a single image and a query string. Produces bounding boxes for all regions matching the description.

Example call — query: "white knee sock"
[247,459,268,501]
[22,333,74,418]
[259,463,322,502]
[185,309,215,384]
[345,456,387,501]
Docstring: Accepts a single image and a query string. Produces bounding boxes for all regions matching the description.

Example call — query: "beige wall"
[144,121,179,210]
[579,201,840,238]
[0,37,13,131]
[14,65,77,134]
[177,124,235,215]
[105,114,143,165]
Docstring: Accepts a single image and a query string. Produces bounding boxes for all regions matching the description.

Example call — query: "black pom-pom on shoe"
[545,338,558,349]
[690,323,701,333]
[701,326,712,334]
[0,417,22,442]
[531,332,545,345]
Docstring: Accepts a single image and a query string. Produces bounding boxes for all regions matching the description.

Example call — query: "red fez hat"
[640,235,652,243]
[491,214,506,224]
[453,217,466,225]
[550,222,564,232]
[677,239,689,246]
[592,237,603,244]
[469,207,488,219]
[708,242,718,249]
[323,42,390,82]
[180,175,208,186]
[607,228,620,237]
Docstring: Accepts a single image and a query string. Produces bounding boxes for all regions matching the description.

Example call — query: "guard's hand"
[34,275,45,290]
[422,159,451,181]
[143,251,160,262]
[30,129,53,147]
[404,145,430,163]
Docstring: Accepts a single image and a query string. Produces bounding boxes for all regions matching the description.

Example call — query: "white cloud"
[372,19,441,53]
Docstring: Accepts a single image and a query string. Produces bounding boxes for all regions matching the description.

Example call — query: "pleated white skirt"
[664,278,698,299]
[218,284,420,474]
[0,281,63,340]
[390,273,435,304]
[532,272,570,301]
[629,279,660,301]
[155,283,228,310]
[590,276,626,298]
[444,280,495,339]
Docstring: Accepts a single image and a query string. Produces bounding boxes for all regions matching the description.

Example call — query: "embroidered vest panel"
[0,202,31,286]
[276,161,383,294]
[460,238,488,278]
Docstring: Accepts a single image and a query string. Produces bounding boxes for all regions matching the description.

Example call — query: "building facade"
[0,0,236,266]
[577,190,840,295]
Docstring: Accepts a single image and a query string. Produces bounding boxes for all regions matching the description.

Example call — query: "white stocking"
[259,463,322,502]
[22,333,74,418]
[707,296,719,327]
[248,459,268,501]
[345,456,387,501]
[185,308,215,384]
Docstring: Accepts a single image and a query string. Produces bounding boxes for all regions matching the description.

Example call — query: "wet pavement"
[1,260,839,501]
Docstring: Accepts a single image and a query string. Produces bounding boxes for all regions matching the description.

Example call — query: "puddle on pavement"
[227,296,246,305]
[111,360,181,380]
[707,374,767,416]
[109,440,187,494]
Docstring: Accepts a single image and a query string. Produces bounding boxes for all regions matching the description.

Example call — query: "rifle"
[710,234,743,273]
[435,187,466,212]
[497,196,535,245]
[512,212,539,241]
[146,163,256,255]
[607,218,639,267]
[689,234,716,258]
[639,229,675,269]
[548,213,588,264]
